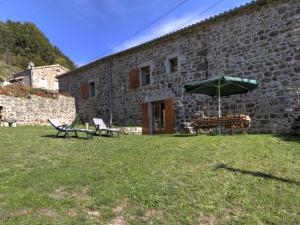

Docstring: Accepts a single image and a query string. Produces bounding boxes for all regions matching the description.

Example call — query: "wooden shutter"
[164,98,175,134]
[129,68,140,89]
[81,81,89,100]
[141,102,149,135]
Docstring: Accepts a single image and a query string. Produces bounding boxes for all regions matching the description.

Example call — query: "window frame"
[169,57,178,73]
[138,62,153,87]
[88,81,96,97]
[165,53,181,75]
[140,66,151,86]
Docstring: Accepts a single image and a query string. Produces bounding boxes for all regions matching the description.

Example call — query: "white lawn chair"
[93,118,120,137]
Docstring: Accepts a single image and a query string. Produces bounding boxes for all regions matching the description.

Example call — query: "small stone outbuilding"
[8,64,69,92]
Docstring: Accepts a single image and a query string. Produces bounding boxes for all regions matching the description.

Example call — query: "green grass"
[0,127,299,225]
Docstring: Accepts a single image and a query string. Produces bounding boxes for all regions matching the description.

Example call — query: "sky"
[0,0,252,67]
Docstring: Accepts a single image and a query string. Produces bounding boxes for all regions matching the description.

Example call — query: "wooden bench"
[192,114,251,135]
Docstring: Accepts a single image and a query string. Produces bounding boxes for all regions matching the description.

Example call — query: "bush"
[74,113,84,125]
[0,76,5,82]
[0,83,70,98]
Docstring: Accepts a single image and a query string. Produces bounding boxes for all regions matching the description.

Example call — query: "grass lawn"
[0,127,299,225]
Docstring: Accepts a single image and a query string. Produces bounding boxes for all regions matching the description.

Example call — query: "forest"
[0,20,75,81]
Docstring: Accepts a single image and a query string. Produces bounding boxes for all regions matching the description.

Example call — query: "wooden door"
[142,99,174,135]
[164,98,174,134]
[141,103,149,135]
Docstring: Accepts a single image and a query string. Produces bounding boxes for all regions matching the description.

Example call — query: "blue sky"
[0,0,252,66]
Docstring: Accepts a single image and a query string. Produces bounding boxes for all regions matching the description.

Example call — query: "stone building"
[9,64,69,92]
[58,0,300,134]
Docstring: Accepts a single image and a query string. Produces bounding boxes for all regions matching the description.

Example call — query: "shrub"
[0,83,70,99]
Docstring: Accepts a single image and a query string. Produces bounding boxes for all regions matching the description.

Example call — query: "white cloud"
[111,12,212,53]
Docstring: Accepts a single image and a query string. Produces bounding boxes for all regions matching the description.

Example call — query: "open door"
[141,103,149,135]
[142,98,174,135]
[164,98,174,134]
[153,101,165,134]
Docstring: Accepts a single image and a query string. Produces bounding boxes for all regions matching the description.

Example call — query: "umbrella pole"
[218,81,221,134]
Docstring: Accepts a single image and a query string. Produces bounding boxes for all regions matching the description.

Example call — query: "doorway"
[153,101,165,134]
[141,98,174,135]
[0,106,3,121]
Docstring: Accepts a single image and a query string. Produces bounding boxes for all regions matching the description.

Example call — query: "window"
[141,66,150,86]
[89,81,95,97]
[169,57,178,73]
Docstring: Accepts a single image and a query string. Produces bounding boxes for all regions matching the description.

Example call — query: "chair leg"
[241,123,245,134]
[56,131,61,138]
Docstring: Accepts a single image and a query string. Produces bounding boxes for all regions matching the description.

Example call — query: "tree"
[0,20,76,71]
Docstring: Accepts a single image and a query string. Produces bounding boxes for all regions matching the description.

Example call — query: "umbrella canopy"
[184,76,258,97]
[184,76,258,134]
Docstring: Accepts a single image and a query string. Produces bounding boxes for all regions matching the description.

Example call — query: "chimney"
[28,62,35,70]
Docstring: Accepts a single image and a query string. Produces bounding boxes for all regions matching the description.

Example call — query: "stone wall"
[0,95,76,126]
[58,0,300,134]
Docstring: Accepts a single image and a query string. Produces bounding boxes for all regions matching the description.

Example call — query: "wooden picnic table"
[191,114,251,135]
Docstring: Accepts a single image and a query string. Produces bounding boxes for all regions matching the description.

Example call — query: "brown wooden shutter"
[129,68,140,89]
[164,98,175,134]
[141,102,149,135]
[81,81,89,100]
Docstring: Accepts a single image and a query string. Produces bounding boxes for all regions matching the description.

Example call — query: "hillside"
[0,20,76,80]
[0,60,21,81]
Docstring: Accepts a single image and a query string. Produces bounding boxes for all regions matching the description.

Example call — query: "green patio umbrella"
[185,76,259,118]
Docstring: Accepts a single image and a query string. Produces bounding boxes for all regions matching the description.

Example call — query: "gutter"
[29,67,33,88]
[108,60,113,127]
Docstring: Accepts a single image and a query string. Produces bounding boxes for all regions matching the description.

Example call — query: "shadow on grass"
[213,163,300,185]
[172,134,196,137]
[273,134,300,144]
[41,135,92,140]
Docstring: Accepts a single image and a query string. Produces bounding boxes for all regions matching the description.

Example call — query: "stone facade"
[9,64,69,92]
[0,95,76,126]
[58,0,300,134]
